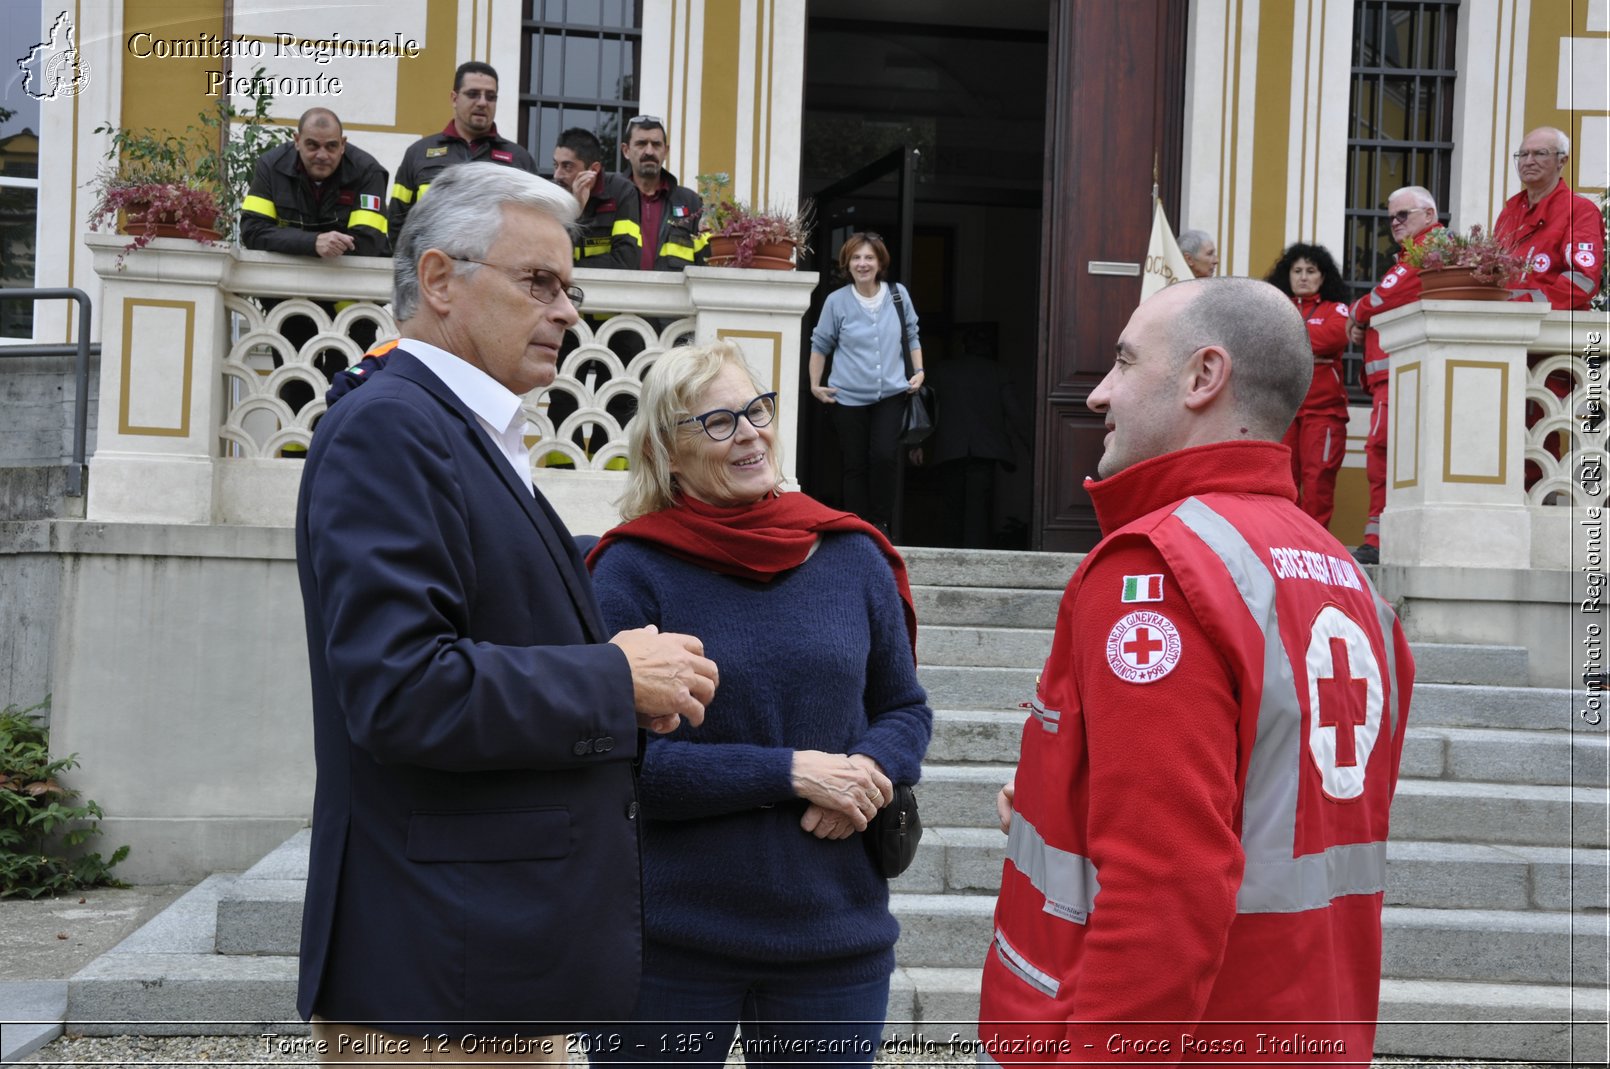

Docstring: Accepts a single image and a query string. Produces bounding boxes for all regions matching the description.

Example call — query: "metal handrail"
[0,288,96,495]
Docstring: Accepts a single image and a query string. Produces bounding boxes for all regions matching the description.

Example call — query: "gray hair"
[1527,126,1570,156]
[1178,229,1213,256]
[1388,185,1437,211]
[1168,278,1312,439]
[618,340,784,521]
[392,163,580,321]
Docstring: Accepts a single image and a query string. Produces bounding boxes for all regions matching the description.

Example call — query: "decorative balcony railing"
[85,235,817,532]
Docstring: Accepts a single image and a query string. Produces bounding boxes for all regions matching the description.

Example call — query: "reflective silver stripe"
[1368,292,1385,308]
[1321,426,1334,463]
[1239,841,1388,912]
[992,927,1060,997]
[1356,566,1403,746]
[1508,288,1550,303]
[1567,271,1597,294]
[1363,356,1390,376]
[1363,517,1380,536]
[1029,697,1060,735]
[1006,812,1099,923]
[1170,497,1391,913]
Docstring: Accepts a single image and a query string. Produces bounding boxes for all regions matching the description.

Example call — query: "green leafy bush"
[0,698,129,898]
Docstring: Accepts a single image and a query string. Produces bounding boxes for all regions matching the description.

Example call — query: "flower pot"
[707,234,740,266]
[1417,266,1509,301]
[124,206,221,242]
[705,235,796,269]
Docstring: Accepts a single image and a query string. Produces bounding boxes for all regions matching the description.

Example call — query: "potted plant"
[696,172,814,269]
[88,68,279,263]
[1401,224,1531,300]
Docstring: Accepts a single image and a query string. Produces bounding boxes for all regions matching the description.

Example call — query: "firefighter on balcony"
[386,61,538,243]
[239,107,389,257]
[979,278,1413,1067]
[607,115,708,271]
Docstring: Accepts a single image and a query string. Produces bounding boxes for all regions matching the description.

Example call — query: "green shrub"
[0,698,129,898]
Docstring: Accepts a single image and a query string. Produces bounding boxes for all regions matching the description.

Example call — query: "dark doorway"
[800,2,1048,549]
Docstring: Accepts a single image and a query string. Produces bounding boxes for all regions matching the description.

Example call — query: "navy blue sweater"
[591,532,933,978]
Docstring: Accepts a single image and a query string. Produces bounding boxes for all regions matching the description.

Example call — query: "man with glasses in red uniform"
[1495,126,1602,309]
[978,277,1413,1067]
[1347,186,1443,566]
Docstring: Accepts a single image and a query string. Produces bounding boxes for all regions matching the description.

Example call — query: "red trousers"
[1281,410,1348,528]
[1363,380,1389,548]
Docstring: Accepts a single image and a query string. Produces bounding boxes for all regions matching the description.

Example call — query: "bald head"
[1166,278,1312,436]
[295,108,347,181]
[1089,278,1311,477]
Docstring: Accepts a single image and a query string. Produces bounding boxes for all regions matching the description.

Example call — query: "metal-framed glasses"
[1513,149,1563,161]
[678,392,778,441]
[450,258,584,307]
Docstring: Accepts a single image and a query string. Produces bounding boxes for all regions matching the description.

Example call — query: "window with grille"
[1343,0,1459,389]
[519,0,642,175]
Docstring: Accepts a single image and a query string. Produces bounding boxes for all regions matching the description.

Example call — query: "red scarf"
[587,493,917,657]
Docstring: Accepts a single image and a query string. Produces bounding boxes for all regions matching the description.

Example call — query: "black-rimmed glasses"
[678,392,777,441]
[449,257,583,307]
[1388,208,1431,225]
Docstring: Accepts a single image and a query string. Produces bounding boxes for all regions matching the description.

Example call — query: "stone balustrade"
[1374,300,1607,571]
[85,233,818,533]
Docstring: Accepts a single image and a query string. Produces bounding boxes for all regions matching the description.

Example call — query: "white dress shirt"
[402,338,534,496]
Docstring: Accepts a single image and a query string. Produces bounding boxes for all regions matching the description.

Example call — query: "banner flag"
[1141,199,1194,302]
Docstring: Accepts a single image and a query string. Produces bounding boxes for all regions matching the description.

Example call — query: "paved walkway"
[0,884,186,1062]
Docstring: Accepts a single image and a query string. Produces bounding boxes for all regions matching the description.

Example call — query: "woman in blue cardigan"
[586,340,932,1068]
[808,232,926,534]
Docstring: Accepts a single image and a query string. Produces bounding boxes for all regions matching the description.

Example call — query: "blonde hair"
[618,340,784,520]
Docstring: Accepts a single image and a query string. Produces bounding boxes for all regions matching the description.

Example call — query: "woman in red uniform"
[1265,243,1352,527]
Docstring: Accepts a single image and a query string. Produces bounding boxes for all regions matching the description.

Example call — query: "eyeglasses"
[450,258,584,307]
[626,114,664,130]
[1388,208,1432,225]
[457,88,497,102]
[1513,149,1563,161]
[678,392,777,441]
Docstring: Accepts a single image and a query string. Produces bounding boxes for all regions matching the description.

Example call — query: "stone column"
[1373,299,1551,567]
[85,234,234,524]
[683,266,821,488]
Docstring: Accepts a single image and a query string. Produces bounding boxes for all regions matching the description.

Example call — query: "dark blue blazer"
[294,349,643,1035]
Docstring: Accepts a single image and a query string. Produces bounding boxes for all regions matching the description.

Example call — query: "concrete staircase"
[886,547,1607,1061]
[67,547,1607,1060]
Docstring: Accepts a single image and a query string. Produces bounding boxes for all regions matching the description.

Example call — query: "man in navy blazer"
[295,162,719,1058]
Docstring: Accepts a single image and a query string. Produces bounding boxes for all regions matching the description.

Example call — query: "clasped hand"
[794,751,892,840]
[609,625,718,734]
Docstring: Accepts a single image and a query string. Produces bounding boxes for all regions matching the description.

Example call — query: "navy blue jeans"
[587,961,890,1069]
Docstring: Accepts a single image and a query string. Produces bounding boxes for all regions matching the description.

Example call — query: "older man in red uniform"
[1495,126,1602,309]
[1347,187,1443,565]
[978,278,1413,1067]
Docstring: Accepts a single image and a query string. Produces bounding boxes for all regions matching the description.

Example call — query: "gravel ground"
[18,1034,1565,1068]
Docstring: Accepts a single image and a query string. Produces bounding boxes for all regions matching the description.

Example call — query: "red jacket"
[1294,294,1350,416]
[1350,225,1442,390]
[1494,180,1602,309]
[978,440,1413,1066]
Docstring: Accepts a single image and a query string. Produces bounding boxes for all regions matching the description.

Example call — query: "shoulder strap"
[889,284,915,378]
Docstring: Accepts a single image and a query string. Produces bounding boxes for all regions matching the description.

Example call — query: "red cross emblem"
[1107,611,1182,683]
[1316,636,1368,766]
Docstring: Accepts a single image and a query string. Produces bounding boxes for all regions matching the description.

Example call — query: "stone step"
[894,829,1607,913]
[911,586,1062,630]
[1409,642,1532,686]
[215,828,309,956]
[901,547,1082,590]
[918,665,1037,710]
[1401,725,1606,785]
[889,895,1607,985]
[1408,682,1576,729]
[915,764,1607,846]
[917,625,1054,669]
[68,875,300,1036]
[887,969,1606,1062]
[925,709,1607,785]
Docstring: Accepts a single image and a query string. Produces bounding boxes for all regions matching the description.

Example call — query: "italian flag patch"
[1121,574,1164,602]
[358,194,382,211]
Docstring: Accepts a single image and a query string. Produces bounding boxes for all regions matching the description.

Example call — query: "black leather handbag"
[890,286,935,446]
[865,783,923,878]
